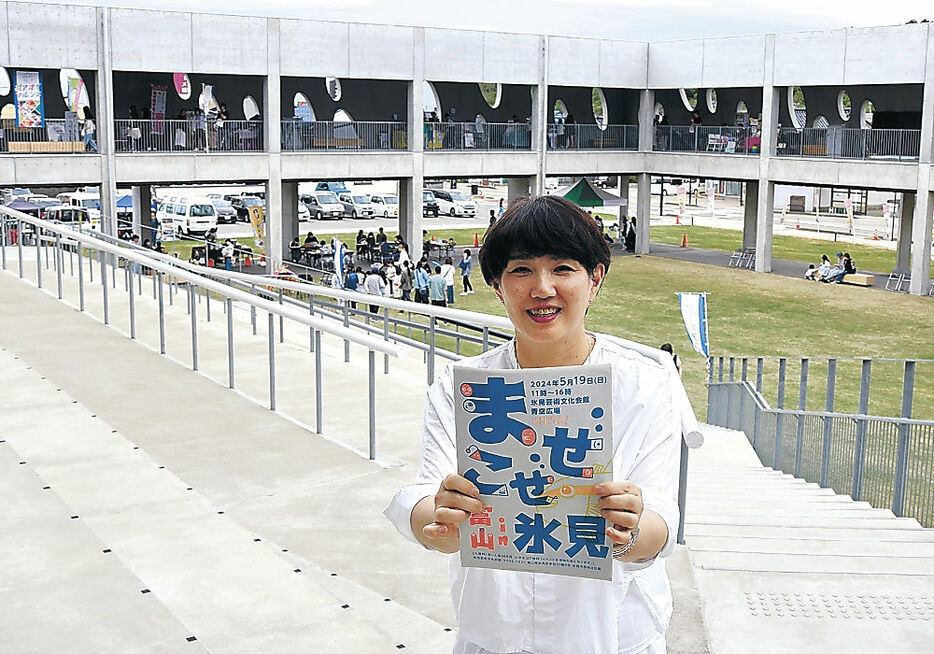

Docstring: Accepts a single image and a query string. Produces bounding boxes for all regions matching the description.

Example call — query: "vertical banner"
[14,71,44,128]
[676,292,710,357]
[247,206,265,246]
[454,364,614,580]
[844,197,854,234]
[705,180,717,215]
[66,77,84,112]
[331,237,344,289]
[150,85,166,135]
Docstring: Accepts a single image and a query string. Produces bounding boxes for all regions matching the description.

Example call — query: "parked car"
[297,202,310,221]
[211,198,239,224]
[431,189,477,217]
[301,192,344,220]
[46,205,98,233]
[229,195,264,222]
[337,193,375,219]
[369,193,399,218]
[156,195,218,237]
[422,190,439,217]
[316,181,350,194]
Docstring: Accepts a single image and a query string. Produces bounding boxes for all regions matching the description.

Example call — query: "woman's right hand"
[422,474,485,542]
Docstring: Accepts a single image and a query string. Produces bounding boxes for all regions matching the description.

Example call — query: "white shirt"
[440,263,456,286]
[364,272,387,296]
[385,334,683,654]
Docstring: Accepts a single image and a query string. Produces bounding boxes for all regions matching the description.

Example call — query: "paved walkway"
[2,245,933,652]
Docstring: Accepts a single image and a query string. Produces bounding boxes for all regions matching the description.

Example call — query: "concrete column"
[264,18,283,271]
[919,32,934,165]
[895,192,914,272]
[636,173,651,254]
[131,184,152,240]
[617,175,630,223]
[908,188,932,294]
[280,181,299,260]
[638,89,655,152]
[743,181,758,250]
[507,177,533,203]
[95,7,117,238]
[400,28,425,261]
[532,35,548,194]
[755,35,778,273]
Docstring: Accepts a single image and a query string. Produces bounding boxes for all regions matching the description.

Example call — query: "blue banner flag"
[331,237,344,289]
[676,292,709,357]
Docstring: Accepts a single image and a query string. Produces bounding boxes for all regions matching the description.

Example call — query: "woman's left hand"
[594,481,643,545]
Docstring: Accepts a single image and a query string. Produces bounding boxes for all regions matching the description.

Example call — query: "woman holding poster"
[386,196,684,654]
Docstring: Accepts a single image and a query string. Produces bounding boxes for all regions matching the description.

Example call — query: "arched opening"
[333,108,357,138]
[706,89,718,113]
[0,67,9,96]
[293,92,315,121]
[680,88,698,112]
[735,100,748,126]
[788,86,805,129]
[59,69,90,118]
[860,100,874,129]
[423,81,441,120]
[654,101,666,122]
[592,87,608,130]
[242,95,260,120]
[0,103,14,119]
[837,90,851,122]
[812,115,829,128]
[478,82,501,109]
[173,73,191,100]
[325,77,342,102]
[553,99,568,121]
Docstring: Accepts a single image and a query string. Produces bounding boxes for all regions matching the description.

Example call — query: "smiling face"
[492,255,605,367]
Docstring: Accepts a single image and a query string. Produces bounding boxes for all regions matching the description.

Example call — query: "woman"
[364,265,387,313]
[386,196,681,654]
[458,248,474,295]
[440,256,456,306]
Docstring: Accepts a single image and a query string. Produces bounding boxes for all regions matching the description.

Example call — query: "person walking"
[81,109,98,153]
[428,265,447,307]
[458,248,474,295]
[414,260,431,303]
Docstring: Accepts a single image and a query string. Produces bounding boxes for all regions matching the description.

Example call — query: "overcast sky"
[32,0,934,41]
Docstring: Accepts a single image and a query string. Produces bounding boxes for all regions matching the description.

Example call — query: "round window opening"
[788,86,806,129]
[654,101,665,123]
[59,69,90,118]
[706,89,718,114]
[478,83,501,110]
[242,95,260,120]
[680,88,698,112]
[860,100,874,129]
[553,99,568,121]
[325,77,342,102]
[293,92,315,121]
[592,87,608,130]
[837,90,851,122]
[173,73,191,101]
[813,115,829,129]
[423,81,441,119]
[735,101,748,126]
[0,67,11,97]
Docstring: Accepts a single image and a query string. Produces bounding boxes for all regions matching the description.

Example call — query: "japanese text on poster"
[14,71,44,128]
[455,364,613,580]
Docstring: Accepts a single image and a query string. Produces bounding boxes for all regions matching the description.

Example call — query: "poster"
[14,71,44,128]
[247,205,265,247]
[150,85,166,135]
[454,364,614,581]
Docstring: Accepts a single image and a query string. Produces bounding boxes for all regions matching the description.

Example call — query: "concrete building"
[0,2,931,293]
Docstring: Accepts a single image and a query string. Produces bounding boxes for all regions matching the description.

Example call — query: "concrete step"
[686,534,934,558]
[686,506,892,520]
[687,515,922,529]
[690,549,934,575]
[684,523,934,542]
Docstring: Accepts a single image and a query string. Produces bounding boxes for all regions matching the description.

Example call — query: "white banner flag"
[332,237,344,289]
[676,292,709,358]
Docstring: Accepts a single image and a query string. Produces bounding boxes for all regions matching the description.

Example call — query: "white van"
[300,192,344,220]
[57,191,102,222]
[46,205,99,234]
[430,189,477,217]
[369,194,399,218]
[156,195,218,237]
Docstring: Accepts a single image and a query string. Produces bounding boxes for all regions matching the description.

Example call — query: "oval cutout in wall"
[0,67,10,96]
[680,88,697,111]
[478,82,501,109]
[174,73,191,100]
[243,95,260,120]
[59,69,90,117]
[325,77,342,102]
[592,87,608,130]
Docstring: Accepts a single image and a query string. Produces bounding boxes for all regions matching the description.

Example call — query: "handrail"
[0,206,400,357]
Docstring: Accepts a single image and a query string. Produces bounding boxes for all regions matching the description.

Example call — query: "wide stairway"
[2,242,933,652]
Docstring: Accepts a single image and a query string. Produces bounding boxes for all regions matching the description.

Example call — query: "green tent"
[553,177,627,208]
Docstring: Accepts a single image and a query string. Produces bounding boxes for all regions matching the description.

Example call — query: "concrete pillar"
[755,35,778,273]
[264,18,283,271]
[400,28,425,261]
[896,192,915,272]
[95,7,117,238]
[919,32,934,165]
[131,184,152,240]
[638,89,655,152]
[532,35,548,194]
[280,181,299,259]
[507,177,533,203]
[908,188,932,294]
[743,181,758,250]
[617,175,629,219]
[636,173,651,254]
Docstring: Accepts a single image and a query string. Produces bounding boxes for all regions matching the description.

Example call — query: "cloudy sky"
[34,0,934,41]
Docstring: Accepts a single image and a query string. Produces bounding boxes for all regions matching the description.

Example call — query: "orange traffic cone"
[873,230,880,241]
[681,233,688,248]
[474,232,480,247]
[675,214,680,225]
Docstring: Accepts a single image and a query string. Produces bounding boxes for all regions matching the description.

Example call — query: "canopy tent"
[116,194,134,208]
[553,177,627,208]
[4,198,42,212]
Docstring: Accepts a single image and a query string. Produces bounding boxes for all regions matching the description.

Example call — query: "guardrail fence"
[707,355,934,527]
[113,119,264,153]
[0,118,91,153]
[546,124,638,151]
[776,127,920,161]
[423,122,531,151]
[281,120,408,152]
[654,125,759,154]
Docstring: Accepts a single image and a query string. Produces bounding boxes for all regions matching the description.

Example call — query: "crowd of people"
[804,251,856,283]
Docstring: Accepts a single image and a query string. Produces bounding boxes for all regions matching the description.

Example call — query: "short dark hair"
[478,195,611,285]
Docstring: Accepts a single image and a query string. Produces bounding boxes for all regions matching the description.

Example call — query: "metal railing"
[0,118,91,153]
[113,119,264,153]
[654,125,758,154]
[546,124,638,151]
[423,122,531,151]
[281,120,408,152]
[776,127,920,161]
[707,355,934,527]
